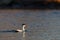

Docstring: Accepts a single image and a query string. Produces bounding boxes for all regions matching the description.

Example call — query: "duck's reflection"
[23,31,25,37]
[22,31,27,40]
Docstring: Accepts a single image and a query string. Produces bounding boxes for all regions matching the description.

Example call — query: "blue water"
[0,10,60,40]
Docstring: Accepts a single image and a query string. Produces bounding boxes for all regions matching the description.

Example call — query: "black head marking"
[22,24,26,26]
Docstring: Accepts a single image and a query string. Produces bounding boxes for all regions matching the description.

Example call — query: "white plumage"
[16,24,26,32]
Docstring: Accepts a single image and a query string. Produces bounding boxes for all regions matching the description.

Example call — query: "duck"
[15,24,27,32]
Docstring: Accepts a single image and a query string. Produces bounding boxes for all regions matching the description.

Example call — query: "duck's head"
[22,24,27,28]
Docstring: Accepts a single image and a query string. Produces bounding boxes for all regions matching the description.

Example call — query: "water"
[0,10,60,40]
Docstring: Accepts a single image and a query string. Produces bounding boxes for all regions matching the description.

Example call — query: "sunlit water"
[0,10,60,40]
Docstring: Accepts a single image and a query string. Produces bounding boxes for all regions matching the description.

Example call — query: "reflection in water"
[22,32,26,40]
[23,32,25,38]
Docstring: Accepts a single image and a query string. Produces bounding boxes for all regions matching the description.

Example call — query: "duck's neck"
[22,26,25,31]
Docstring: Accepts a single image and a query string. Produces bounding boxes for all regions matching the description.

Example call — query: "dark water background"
[0,10,60,40]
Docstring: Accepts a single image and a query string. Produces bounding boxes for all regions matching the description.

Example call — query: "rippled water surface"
[0,10,60,40]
